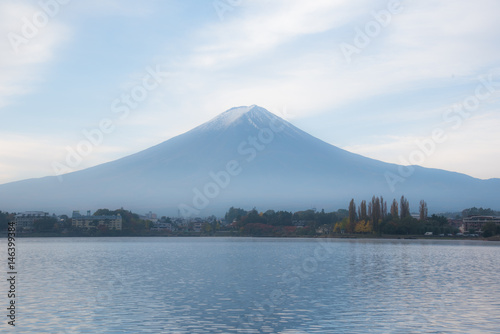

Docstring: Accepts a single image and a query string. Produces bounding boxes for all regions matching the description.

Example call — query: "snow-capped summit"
[0,105,498,215]
[207,105,258,128]
[195,105,283,131]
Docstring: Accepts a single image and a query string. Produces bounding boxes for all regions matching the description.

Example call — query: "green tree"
[93,209,115,216]
[34,216,58,232]
[400,196,410,219]
[336,209,349,220]
[348,199,356,233]
[358,200,367,221]
[380,196,387,219]
[462,207,499,217]
[225,207,248,224]
[276,211,293,226]
[0,211,13,231]
[371,196,381,233]
[482,221,500,238]
[390,199,399,218]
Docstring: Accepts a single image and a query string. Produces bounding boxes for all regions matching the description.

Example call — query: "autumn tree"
[355,220,373,233]
[419,200,428,221]
[390,199,399,218]
[334,217,348,233]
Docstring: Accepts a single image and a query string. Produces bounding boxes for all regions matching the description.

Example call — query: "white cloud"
[67,0,158,18]
[0,133,135,185]
[0,2,70,108]
[343,112,500,179]
[152,0,500,120]
[0,135,60,183]
[188,0,367,70]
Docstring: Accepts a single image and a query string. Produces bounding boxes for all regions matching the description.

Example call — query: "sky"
[1,0,499,185]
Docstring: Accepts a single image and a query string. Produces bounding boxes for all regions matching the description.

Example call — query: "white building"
[72,210,122,231]
[15,211,49,231]
[462,216,500,233]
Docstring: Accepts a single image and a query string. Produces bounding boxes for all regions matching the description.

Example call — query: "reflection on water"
[0,237,499,333]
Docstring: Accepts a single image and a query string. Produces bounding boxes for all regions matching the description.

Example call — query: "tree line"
[338,195,447,235]
[2,201,499,237]
[226,196,462,236]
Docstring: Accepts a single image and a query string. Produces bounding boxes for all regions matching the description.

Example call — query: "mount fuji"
[0,105,498,216]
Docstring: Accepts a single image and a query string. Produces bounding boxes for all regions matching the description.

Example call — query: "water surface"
[1,237,499,333]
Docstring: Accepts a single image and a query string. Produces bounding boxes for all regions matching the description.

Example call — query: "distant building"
[462,216,500,232]
[15,211,49,231]
[173,218,187,227]
[292,220,308,228]
[72,210,122,231]
[411,213,420,219]
[140,211,158,223]
[151,220,175,232]
[193,221,203,232]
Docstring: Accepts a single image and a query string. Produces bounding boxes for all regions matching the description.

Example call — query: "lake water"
[1,237,499,333]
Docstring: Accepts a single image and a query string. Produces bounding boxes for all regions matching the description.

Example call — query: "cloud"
[188,0,367,70]
[0,133,134,185]
[0,135,60,184]
[343,112,500,179]
[152,0,500,120]
[67,0,157,18]
[0,1,71,108]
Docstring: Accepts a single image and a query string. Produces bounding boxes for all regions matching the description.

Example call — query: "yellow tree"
[334,217,348,233]
[355,220,373,234]
[390,199,399,218]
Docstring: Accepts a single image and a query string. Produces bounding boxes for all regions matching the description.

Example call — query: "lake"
[1,237,499,333]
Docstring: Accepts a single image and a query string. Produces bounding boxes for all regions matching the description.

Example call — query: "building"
[72,210,122,231]
[173,218,188,227]
[462,216,500,233]
[151,219,175,232]
[140,211,158,223]
[411,213,420,219]
[193,221,203,232]
[15,211,49,231]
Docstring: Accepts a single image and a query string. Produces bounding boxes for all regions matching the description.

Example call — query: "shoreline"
[1,231,497,241]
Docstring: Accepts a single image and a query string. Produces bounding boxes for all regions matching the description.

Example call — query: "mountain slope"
[0,105,498,215]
